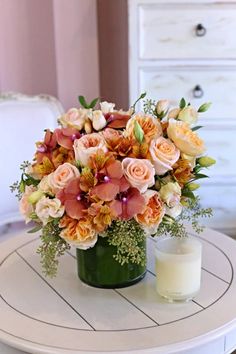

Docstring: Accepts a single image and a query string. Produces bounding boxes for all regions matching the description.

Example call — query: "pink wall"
[53,0,100,109]
[0,0,100,110]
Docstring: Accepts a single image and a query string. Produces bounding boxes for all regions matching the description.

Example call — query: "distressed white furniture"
[0,226,236,354]
[128,0,236,237]
[0,93,64,227]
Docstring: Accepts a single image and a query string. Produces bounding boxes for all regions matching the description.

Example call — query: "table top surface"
[0,225,236,354]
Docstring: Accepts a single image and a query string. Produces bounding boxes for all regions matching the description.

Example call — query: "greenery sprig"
[104,219,146,267]
[36,219,70,277]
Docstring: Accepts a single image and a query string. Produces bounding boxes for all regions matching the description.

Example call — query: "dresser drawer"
[139,3,236,60]
[139,67,236,120]
[199,124,236,179]
[197,183,236,231]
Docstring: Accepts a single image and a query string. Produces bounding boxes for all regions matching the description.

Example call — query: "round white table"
[0,226,236,354]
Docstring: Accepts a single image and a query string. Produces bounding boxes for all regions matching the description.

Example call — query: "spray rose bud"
[187,183,200,191]
[28,190,44,204]
[178,106,198,125]
[198,156,216,167]
[91,110,107,131]
[168,108,180,119]
[84,119,93,134]
[100,101,115,114]
[156,100,169,115]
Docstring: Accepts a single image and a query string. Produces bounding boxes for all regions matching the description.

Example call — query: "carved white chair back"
[0,93,64,227]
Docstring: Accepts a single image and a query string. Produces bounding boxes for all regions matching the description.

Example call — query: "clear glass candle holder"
[155,237,202,302]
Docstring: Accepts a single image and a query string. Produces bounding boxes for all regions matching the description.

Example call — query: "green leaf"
[88,97,99,109]
[28,225,42,233]
[78,95,89,108]
[192,125,203,131]
[179,98,186,109]
[182,189,196,200]
[194,173,209,180]
[198,102,211,113]
[19,179,25,193]
[24,174,40,186]
[134,120,144,144]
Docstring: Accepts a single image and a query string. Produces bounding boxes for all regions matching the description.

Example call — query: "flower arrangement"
[11,94,215,277]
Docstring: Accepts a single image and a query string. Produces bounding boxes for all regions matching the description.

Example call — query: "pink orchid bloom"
[110,187,145,220]
[104,112,131,129]
[57,178,87,220]
[36,129,57,163]
[54,128,80,150]
[91,160,130,201]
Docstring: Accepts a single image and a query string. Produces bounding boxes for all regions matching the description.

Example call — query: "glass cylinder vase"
[76,236,146,288]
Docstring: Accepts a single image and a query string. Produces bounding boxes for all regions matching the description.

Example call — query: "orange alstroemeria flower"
[88,201,117,232]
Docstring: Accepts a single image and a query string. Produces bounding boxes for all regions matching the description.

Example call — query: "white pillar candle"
[155,237,202,302]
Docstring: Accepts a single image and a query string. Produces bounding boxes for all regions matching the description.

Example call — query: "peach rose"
[149,136,180,175]
[19,185,37,223]
[59,108,92,130]
[122,158,155,193]
[35,196,65,225]
[135,190,165,235]
[125,114,162,142]
[47,162,80,193]
[60,215,98,249]
[167,119,205,156]
[102,127,121,142]
[73,133,108,166]
[178,106,198,125]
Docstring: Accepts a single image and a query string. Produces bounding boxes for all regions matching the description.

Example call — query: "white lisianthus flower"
[100,101,115,114]
[19,185,37,223]
[35,197,65,225]
[160,182,182,208]
[38,175,54,195]
[165,204,183,218]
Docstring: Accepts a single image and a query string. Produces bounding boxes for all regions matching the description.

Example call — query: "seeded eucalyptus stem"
[104,219,146,267]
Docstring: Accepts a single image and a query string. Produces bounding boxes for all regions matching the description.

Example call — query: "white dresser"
[128,0,236,237]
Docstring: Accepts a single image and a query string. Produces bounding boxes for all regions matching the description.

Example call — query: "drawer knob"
[195,23,207,37]
[193,85,204,98]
